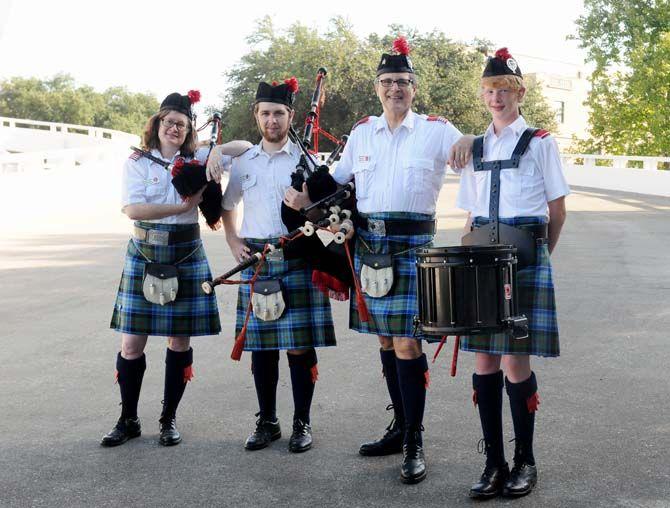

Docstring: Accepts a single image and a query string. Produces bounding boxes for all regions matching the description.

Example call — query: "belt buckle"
[367,218,386,237]
[145,230,170,246]
[265,248,284,262]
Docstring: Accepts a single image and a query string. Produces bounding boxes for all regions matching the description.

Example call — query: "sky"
[0,0,587,118]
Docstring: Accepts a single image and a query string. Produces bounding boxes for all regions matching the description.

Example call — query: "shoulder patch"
[534,129,550,139]
[128,150,141,161]
[427,115,450,124]
[352,116,371,130]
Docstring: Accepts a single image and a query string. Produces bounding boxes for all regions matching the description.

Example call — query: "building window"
[554,101,565,124]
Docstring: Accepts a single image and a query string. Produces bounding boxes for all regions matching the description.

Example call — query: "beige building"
[517,53,591,151]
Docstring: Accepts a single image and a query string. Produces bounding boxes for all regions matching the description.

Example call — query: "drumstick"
[451,336,460,377]
[432,335,448,363]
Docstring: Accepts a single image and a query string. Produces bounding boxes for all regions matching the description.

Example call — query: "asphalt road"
[1,179,669,508]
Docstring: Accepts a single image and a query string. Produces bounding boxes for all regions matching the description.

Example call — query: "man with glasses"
[332,37,471,484]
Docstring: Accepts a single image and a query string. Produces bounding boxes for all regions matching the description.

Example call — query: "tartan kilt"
[235,238,336,351]
[349,212,433,339]
[459,217,560,357]
[110,222,221,337]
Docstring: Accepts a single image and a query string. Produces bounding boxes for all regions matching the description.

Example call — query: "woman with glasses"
[103,91,250,448]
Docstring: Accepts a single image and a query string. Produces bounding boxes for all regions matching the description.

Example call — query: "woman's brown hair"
[141,110,197,157]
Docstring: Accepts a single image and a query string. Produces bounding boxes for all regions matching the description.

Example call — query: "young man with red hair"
[456,48,569,498]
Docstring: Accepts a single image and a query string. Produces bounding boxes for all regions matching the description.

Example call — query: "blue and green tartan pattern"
[235,238,336,351]
[459,216,560,357]
[110,222,221,337]
[349,212,433,339]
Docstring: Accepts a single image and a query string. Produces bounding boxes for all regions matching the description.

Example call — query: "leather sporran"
[360,253,394,298]
[251,279,286,321]
[142,263,179,306]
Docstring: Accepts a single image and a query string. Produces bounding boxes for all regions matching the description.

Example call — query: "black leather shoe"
[100,417,141,447]
[158,417,182,446]
[245,417,281,451]
[469,463,510,499]
[503,461,538,497]
[288,419,312,453]
[400,429,426,484]
[359,418,403,456]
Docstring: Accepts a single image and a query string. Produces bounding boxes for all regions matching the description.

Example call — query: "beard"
[259,123,290,144]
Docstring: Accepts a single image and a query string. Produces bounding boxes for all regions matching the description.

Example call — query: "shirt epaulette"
[426,115,450,124]
[534,129,550,139]
[128,151,141,161]
[352,116,371,130]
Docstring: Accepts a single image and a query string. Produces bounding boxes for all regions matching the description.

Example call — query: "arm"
[222,207,251,262]
[547,196,566,255]
[123,185,206,220]
[206,140,253,183]
[448,134,476,170]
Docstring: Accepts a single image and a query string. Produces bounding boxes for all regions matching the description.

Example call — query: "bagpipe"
[130,112,223,230]
[280,67,356,298]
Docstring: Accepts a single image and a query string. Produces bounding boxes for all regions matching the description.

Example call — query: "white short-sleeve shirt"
[221,140,298,238]
[332,110,463,215]
[456,116,570,218]
[121,146,229,224]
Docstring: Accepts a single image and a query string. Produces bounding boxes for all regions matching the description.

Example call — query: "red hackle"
[310,364,319,384]
[183,365,194,383]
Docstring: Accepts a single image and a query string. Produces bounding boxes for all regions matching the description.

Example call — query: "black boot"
[396,354,429,484]
[359,349,404,456]
[101,353,145,447]
[159,348,193,446]
[503,372,539,497]
[469,371,509,499]
[287,350,317,453]
[400,426,426,484]
[245,413,282,450]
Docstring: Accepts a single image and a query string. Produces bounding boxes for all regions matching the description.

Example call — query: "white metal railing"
[561,153,670,171]
[0,116,139,144]
[0,117,139,174]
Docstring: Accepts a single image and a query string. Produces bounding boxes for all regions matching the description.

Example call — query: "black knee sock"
[162,348,193,421]
[287,349,318,424]
[251,350,280,421]
[395,354,429,433]
[506,371,538,466]
[473,370,505,467]
[116,352,146,420]
[380,349,404,426]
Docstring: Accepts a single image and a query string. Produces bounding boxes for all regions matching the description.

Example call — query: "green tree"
[218,18,556,150]
[573,0,670,155]
[0,74,158,135]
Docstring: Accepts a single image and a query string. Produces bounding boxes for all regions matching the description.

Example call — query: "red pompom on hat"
[392,36,411,56]
[284,76,299,93]
[187,90,201,104]
[494,47,513,61]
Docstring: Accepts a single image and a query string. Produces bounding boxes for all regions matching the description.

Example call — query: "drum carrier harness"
[462,128,548,269]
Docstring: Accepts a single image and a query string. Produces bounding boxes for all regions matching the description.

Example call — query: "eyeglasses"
[161,118,189,131]
[376,78,414,89]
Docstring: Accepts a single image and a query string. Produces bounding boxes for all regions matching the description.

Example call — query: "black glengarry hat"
[160,90,200,119]
[376,36,414,76]
[255,77,299,108]
[482,48,522,78]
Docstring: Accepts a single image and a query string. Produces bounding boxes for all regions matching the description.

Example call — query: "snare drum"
[415,245,527,338]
